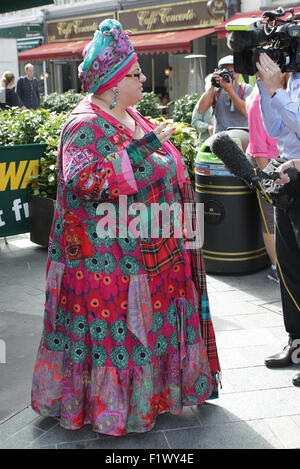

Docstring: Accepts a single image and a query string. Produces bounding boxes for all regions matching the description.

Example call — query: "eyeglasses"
[125,70,143,80]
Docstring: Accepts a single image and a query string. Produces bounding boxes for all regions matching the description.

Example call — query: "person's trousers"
[275,206,300,341]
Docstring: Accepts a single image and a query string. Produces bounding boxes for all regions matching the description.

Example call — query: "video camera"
[226,7,300,75]
[211,68,234,87]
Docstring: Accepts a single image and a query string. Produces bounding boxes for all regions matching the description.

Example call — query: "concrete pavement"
[1,234,300,449]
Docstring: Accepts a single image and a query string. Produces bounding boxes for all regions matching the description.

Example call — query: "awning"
[18,40,89,62]
[215,8,300,38]
[0,0,53,13]
[131,28,215,55]
[18,27,215,62]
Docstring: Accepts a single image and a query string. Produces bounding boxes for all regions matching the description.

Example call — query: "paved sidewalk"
[1,234,300,449]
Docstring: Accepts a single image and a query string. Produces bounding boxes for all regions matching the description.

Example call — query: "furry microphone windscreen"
[210,132,256,184]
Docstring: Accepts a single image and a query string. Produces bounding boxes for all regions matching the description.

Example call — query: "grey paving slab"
[210,299,281,317]
[267,326,291,343]
[223,365,299,393]
[218,344,287,370]
[213,311,283,332]
[57,431,170,450]
[0,406,40,444]
[260,299,283,313]
[0,310,43,422]
[216,328,284,349]
[1,234,300,449]
[191,402,240,425]
[208,387,300,421]
[1,425,46,449]
[209,289,260,305]
[26,422,100,448]
[164,420,283,449]
[264,416,300,449]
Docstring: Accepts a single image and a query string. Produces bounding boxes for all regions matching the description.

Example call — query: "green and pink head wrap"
[79,18,138,95]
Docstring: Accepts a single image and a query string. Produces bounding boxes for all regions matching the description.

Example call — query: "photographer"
[197,55,253,133]
[192,73,214,142]
[257,52,300,387]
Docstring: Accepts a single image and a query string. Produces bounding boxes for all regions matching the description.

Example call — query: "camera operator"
[197,55,253,133]
[256,52,300,387]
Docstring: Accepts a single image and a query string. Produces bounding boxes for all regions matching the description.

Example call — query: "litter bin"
[195,129,268,274]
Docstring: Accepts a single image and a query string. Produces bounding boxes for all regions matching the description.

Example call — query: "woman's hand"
[256,53,282,97]
[153,122,175,145]
[274,160,295,185]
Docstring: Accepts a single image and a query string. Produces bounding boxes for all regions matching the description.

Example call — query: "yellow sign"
[0,160,39,191]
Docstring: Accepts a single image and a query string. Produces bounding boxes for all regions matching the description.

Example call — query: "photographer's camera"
[211,69,234,87]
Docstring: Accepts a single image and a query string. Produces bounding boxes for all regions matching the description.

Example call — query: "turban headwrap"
[78,18,138,94]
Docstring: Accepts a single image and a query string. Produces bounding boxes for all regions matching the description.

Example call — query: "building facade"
[13,0,227,98]
[3,0,297,98]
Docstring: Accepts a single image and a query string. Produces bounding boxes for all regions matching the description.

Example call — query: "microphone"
[210,132,297,189]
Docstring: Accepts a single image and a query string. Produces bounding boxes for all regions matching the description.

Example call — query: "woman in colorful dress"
[31,19,220,436]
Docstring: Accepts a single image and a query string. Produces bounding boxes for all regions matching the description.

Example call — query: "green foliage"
[135,92,160,117]
[0,96,199,203]
[148,116,200,185]
[172,93,199,125]
[32,111,71,199]
[0,107,70,199]
[40,89,84,112]
[0,107,50,145]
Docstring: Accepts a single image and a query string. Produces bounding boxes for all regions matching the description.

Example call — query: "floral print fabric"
[31,96,220,435]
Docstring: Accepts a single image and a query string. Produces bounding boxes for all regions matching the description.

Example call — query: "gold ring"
[265,68,270,72]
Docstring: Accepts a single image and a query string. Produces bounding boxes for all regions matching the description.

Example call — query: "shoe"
[267,266,279,283]
[292,373,300,387]
[265,344,297,368]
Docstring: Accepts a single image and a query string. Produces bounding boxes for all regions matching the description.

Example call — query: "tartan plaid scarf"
[183,181,221,397]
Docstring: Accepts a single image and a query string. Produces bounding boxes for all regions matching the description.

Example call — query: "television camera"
[226,7,300,75]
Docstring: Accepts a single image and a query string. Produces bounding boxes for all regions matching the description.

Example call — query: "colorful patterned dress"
[31,96,220,436]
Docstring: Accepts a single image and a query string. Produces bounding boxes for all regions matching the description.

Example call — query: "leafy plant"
[172,93,199,125]
[0,107,70,199]
[0,107,50,145]
[40,89,84,112]
[135,92,160,117]
[31,111,71,199]
[148,116,200,185]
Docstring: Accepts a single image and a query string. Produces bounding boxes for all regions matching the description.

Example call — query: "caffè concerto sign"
[118,0,226,34]
[46,0,226,42]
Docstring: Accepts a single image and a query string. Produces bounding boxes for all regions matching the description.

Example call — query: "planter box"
[29,196,56,247]
[0,143,46,238]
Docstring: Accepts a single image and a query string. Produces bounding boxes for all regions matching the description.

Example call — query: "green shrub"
[148,116,200,185]
[0,107,50,145]
[172,93,199,125]
[32,111,71,199]
[0,107,70,199]
[40,89,83,112]
[135,92,160,117]
[0,105,199,202]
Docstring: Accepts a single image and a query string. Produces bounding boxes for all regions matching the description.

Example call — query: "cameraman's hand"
[274,160,300,185]
[256,53,282,97]
[274,160,295,185]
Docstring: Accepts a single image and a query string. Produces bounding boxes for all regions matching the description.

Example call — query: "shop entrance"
[53,61,81,93]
